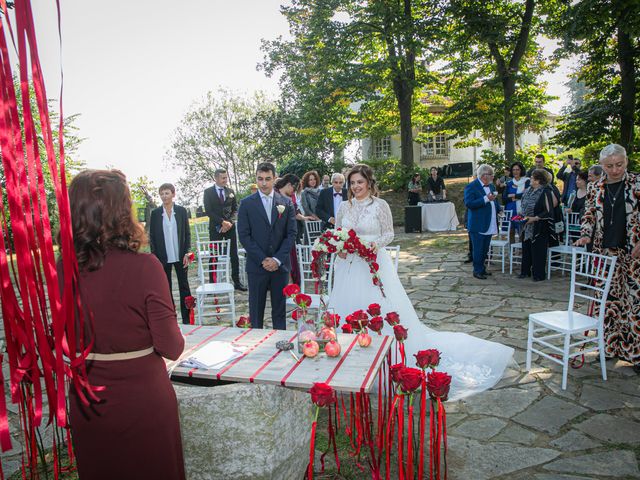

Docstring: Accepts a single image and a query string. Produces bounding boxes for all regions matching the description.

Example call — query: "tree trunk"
[395,79,414,169]
[503,77,517,164]
[617,26,636,154]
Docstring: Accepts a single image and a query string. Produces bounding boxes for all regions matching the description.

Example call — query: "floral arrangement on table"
[311,228,385,297]
[282,284,341,356]
[303,308,452,480]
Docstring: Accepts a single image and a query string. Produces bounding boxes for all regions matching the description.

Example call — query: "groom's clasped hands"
[261,257,279,272]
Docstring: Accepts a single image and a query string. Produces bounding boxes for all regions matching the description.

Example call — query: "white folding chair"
[194,222,209,242]
[237,246,247,287]
[526,250,617,389]
[304,220,324,245]
[385,245,400,272]
[287,245,333,314]
[487,211,512,273]
[509,242,522,275]
[195,240,235,325]
[547,211,584,279]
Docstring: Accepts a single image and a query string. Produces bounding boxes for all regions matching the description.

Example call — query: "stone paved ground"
[1,228,639,479]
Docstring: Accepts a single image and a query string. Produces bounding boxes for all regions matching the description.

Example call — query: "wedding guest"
[588,165,603,183]
[275,174,313,283]
[519,169,555,281]
[526,154,555,183]
[149,183,192,324]
[250,183,258,194]
[316,173,348,229]
[300,170,321,219]
[557,156,582,205]
[575,144,640,374]
[407,173,422,206]
[203,169,246,291]
[320,174,331,190]
[568,171,588,217]
[426,167,447,200]
[496,166,511,196]
[464,165,501,279]
[503,162,529,240]
[67,170,185,480]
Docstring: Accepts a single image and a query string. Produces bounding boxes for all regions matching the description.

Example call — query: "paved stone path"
[1,229,638,479]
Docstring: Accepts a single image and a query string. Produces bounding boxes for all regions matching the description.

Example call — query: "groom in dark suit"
[315,173,347,229]
[237,162,297,329]
[464,165,502,280]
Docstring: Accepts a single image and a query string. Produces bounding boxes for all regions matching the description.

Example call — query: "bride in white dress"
[328,164,514,400]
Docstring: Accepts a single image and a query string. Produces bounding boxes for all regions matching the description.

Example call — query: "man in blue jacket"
[464,165,502,279]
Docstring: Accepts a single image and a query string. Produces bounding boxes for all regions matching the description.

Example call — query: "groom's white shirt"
[260,190,274,223]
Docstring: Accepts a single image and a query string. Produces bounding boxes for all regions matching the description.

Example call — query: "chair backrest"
[564,211,581,246]
[496,211,512,240]
[304,220,324,245]
[569,251,617,326]
[385,245,400,272]
[297,244,334,297]
[197,239,231,284]
[194,222,209,242]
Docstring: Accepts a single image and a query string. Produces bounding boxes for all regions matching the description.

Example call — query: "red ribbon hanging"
[307,420,317,479]
[418,376,427,479]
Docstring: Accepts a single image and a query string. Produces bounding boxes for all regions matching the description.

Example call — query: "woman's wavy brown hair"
[346,164,379,201]
[69,169,146,271]
[301,170,321,189]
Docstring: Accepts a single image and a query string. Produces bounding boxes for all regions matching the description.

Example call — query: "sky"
[31,1,572,188]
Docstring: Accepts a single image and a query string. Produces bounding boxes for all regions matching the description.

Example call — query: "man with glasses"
[464,165,501,279]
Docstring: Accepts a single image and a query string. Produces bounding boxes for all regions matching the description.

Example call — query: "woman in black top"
[568,171,588,217]
[519,169,556,281]
[407,173,422,205]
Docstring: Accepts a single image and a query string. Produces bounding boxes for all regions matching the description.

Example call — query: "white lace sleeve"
[374,199,394,248]
[336,201,346,229]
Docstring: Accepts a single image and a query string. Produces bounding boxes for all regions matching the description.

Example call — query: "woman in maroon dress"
[67,170,186,480]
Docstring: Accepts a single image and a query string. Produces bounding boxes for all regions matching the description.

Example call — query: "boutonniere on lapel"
[276,204,286,219]
[228,193,234,199]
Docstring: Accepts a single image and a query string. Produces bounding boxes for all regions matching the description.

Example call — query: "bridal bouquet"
[311,228,385,297]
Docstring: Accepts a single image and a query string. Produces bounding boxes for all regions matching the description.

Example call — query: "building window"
[421,134,448,159]
[372,136,392,159]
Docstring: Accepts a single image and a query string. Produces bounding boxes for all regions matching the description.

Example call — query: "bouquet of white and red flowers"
[311,228,384,297]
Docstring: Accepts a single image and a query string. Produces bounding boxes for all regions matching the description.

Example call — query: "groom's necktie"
[262,195,272,223]
[218,188,225,202]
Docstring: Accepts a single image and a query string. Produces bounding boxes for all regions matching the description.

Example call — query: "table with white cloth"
[417,201,460,232]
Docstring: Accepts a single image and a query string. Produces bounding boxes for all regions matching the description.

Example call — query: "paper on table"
[180,341,246,370]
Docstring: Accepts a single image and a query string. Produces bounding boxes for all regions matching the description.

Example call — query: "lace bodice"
[336,196,394,248]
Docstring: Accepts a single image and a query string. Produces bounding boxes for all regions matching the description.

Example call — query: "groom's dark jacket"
[237,191,297,274]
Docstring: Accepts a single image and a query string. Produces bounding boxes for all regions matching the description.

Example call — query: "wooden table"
[168,325,393,393]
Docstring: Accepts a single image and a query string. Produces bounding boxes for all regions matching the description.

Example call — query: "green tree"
[261,0,445,169]
[165,89,278,204]
[438,0,556,163]
[551,0,640,155]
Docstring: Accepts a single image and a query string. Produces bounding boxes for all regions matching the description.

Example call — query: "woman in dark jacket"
[519,169,556,281]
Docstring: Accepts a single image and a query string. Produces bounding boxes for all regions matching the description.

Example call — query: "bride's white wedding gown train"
[328,196,514,400]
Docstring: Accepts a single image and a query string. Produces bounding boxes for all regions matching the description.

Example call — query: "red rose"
[367,303,381,316]
[348,229,357,238]
[399,367,424,393]
[393,324,408,342]
[187,252,195,262]
[309,382,336,407]
[327,245,337,253]
[390,363,406,383]
[427,371,452,401]
[341,324,353,334]
[283,284,301,297]
[295,293,313,308]
[323,313,341,328]
[370,262,379,272]
[369,316,384,333]
[184,295,195,309]
[385,311,400,326]
[236,315,251,329]
[291,308,303,321]
[415,349,440,370]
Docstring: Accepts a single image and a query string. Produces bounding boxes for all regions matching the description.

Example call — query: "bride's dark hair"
[346,164,378,202]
